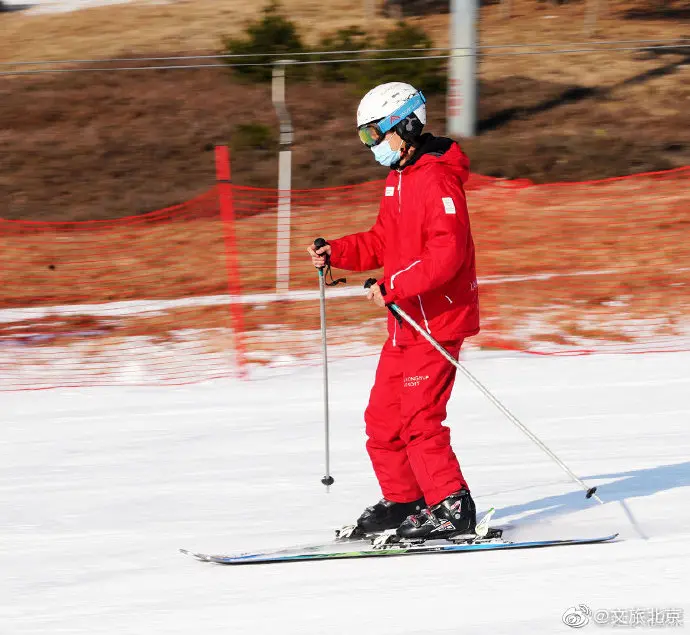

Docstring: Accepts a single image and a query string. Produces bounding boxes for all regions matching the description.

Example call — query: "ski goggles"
[357,91,426,147]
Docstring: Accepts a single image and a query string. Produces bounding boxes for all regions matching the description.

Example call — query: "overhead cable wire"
[1,43,688,76]
[1,37,688,68]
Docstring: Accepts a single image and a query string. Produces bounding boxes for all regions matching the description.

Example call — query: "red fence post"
[215,145,248,378]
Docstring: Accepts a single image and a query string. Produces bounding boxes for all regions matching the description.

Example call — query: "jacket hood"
[399,133,470,184]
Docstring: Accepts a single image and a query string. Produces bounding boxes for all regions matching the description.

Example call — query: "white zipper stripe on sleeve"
[390,259,421,290]
[417,295,431,334]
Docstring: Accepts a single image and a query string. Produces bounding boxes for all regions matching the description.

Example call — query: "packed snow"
[2,348,689,633]
[2,0,687,627]
[1,0,159,13]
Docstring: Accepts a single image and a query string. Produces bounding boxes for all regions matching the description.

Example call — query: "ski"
[180,511,501,564]
[181,533,619,566]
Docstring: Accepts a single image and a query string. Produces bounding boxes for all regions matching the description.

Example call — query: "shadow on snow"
[492,460,690,525]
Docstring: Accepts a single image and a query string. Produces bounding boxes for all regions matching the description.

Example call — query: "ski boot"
[396,489,476,541]
[357,497,426,533]
[336,497,426,540]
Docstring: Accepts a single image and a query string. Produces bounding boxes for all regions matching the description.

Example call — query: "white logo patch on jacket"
[442,197,456,214]
[385,186,395,196]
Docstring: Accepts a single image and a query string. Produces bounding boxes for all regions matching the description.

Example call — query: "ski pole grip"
[313,237,329,269]
[364,279,402,325]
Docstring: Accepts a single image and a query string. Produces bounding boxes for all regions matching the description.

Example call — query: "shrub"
[369,21,445,94]
[316,21,446,95]
[222,4,445,94]
[222,1,308,83]
[313,27,370,84]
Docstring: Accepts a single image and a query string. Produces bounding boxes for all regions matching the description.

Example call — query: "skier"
[308,82,480,539]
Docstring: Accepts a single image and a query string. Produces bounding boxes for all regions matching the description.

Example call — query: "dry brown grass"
[1,0,689,361]
[1,56,688,221]
[1,0,688,221]
[0,0,395,64]
[0,210,229,306]
[2,0,688,64]
[2,169,688,357]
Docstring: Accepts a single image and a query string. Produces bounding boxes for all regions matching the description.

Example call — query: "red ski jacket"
[329,135,480,346]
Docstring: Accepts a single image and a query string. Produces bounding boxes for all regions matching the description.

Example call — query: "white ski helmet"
[357,82,427,128]
[356,82,427,146]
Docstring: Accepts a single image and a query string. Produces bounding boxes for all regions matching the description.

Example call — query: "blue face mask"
[372,138,401,167]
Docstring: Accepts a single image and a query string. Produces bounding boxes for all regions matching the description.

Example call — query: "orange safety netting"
[1,148,688,391]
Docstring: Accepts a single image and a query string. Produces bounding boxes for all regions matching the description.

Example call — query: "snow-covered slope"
[2,0,140,13]
[2,350,689,633]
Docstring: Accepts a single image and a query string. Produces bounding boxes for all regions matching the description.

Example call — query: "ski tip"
[180,548,212,562]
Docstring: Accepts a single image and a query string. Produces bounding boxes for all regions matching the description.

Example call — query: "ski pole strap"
[314,237,346,287]
[323,264,346,287]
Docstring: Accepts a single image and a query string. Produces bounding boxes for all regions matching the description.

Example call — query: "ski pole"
[314,237,334,489]
[363,278,603,505]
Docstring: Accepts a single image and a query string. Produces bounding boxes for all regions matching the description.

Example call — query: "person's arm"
[327,204,386,272]
[381,177,469,303]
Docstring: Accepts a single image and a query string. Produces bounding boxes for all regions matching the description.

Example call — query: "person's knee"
[402,420,451,446]
[365,407,402,446]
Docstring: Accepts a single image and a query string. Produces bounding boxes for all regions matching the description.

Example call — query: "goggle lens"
[357,124,383,148]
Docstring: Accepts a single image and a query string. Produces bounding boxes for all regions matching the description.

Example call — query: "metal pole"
[318,269,334,489]
[363,280,603,504]
[448,0,479,138]
[272,61,293,295]
[393,301,603,503]
[313,238,334,489]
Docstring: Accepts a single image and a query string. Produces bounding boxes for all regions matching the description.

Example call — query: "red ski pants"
[364,338,469,507]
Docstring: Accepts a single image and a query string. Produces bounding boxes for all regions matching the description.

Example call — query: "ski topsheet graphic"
[180,533,619,566]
